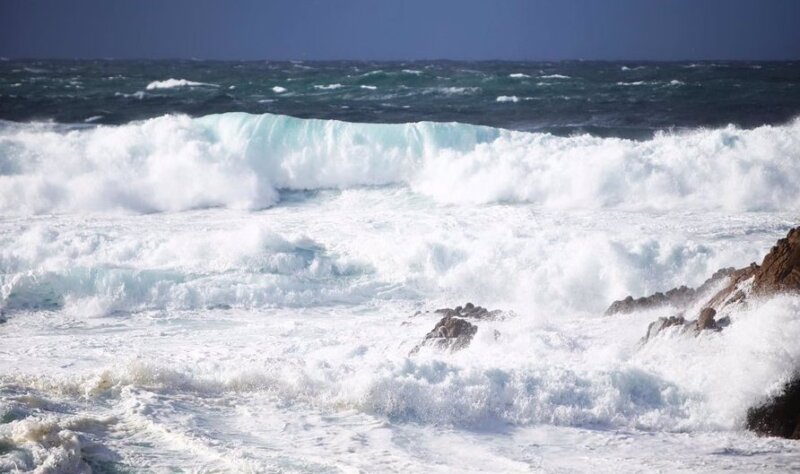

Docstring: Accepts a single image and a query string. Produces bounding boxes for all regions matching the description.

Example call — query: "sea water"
[1,60,800,472]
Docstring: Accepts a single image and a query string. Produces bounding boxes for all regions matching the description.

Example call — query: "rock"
[434,302,500,320]
[746,378,800,439]
[695,308,718,331]
[703,263,760,311]
[412,316,477,353]
[605,269,735,316]
[752,227,800,295]
[643,314,687,341]
[413,303,502,353]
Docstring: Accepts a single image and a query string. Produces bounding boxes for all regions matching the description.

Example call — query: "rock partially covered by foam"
[420,315,478,352]
[433,302,501,320]
[747,379,800,439]
[641,307,725,342]
[412,303,502,353]
[605,268,736,316]
[616,226,800,439]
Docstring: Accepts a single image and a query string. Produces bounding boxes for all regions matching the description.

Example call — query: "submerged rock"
[746,378,800,439]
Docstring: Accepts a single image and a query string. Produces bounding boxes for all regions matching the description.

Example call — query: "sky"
[1,0,799,61]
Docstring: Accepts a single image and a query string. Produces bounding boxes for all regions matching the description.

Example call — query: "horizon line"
[2,57,799,63]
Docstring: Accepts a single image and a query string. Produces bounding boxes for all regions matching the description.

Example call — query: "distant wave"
[540,74,571,79]
[145,78,219,90]
[509,73,531,78]
[313,84,343,90]
[1,113,800,214]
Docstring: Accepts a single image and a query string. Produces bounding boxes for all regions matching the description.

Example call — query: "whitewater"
[2,112,800,470]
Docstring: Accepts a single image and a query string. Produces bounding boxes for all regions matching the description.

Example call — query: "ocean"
[1,59,800,472]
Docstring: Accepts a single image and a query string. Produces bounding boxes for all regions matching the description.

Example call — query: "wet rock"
[695,308,718,331]
[605,268,735,316]
[752,227,800,295]
[746,378,800,439]
[434,302,500,320]
[642,314,687,341]
[412,316,477,353]
[413,303,502,353]
[703,263,759,312]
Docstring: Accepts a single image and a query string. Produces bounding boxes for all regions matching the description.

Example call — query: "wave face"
[1,112,800,214]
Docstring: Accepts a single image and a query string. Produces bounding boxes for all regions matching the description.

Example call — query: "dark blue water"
[1,59,799,138]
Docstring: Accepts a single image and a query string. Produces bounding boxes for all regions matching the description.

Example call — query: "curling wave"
[1,113,800,214]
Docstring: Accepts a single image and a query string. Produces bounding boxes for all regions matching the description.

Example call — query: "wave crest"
[1,113,799,214]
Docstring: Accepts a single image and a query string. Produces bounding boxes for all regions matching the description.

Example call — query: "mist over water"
[1,61,800,472]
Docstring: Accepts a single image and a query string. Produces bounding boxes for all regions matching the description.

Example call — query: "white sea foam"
[509,73,531,78]
[2,107,800,469]
[145,78,219,90]
[360,85,377,90]
[2,112,799,215]
[272,86,287,93]
[313,84,343,90]
[540,74,571,79]
[496,95,520,102]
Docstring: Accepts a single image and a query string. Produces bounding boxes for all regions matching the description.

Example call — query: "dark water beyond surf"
[2,59,799,138]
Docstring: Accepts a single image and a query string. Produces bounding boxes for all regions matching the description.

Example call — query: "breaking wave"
[145,78,219,90]
[1,113,800,214]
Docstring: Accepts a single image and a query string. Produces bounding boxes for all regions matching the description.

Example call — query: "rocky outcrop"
[418,315,478,352]
[605,267,736,316]
[613,226,800,439]
[752,227,800,295]
[643,314,687,340]
[411,303,501,353]
[641,307,726,342]
[433,302,500,320]
[746,378,800,439]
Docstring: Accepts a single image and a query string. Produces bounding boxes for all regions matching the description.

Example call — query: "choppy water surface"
[1,60,800,472]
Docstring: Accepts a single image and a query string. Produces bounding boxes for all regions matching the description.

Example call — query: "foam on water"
[2,113,800,215]
[2,111,800,471]
[145,78,219,90]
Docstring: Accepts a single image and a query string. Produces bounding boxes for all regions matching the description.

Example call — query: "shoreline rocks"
[605,267,736,316]
[746,379,800,439]
[608,226,800,439]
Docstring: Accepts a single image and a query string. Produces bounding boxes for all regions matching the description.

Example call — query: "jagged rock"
[618,226,800,440]
[434,302,500,320]
[605,268,735,316]
[695,307,718,330]
[643,314,686,341]
[746,378,800,439]
[703,263,759,311]
[753,227,800,295]
[411,316,477,353]
[412,303,501,354]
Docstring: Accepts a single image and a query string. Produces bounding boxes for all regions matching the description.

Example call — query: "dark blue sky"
[1,0,799,60]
